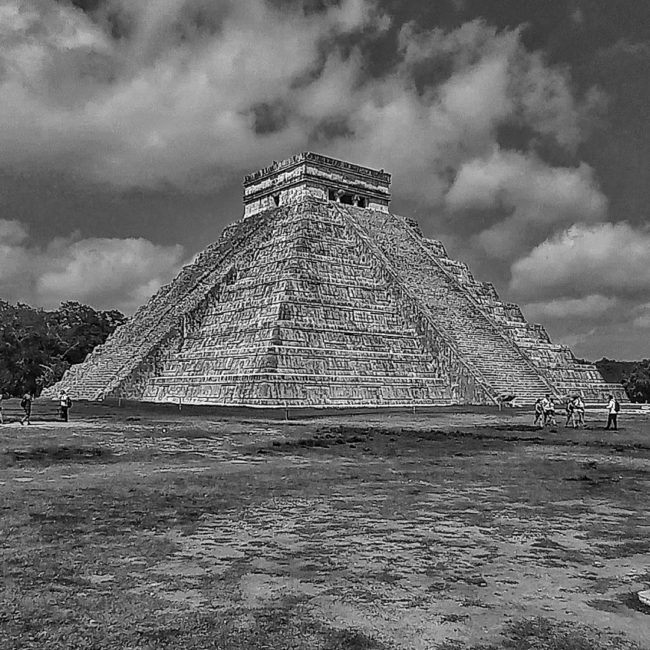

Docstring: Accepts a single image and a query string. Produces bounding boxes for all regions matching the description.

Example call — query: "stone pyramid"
[45,153,622,407]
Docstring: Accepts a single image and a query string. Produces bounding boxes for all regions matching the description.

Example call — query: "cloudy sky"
[0,0,648,360]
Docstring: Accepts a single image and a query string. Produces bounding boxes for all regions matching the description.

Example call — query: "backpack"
[20,397,26,408]
[614,400,620,413]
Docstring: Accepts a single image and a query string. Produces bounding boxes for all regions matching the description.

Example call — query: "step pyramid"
[44,153,623,407]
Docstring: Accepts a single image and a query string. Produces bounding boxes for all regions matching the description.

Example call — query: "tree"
[622,359,650,403]
[593,358,637,384]
[0,301,126,397]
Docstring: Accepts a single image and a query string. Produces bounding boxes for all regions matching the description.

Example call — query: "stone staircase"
[51,354,127,401]
[346,208,557,404]
[138,202,454,407]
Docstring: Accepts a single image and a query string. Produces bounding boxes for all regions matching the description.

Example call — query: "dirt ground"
[1,403,649,649]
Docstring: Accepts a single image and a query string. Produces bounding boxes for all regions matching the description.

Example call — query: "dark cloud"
[250,101,291,136]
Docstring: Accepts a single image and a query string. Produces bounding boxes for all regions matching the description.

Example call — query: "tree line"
[594,358,650,403]
[0,301,125,397]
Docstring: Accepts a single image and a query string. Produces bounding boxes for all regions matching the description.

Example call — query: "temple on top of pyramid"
[243,152,391,217]
[44,152,625,408]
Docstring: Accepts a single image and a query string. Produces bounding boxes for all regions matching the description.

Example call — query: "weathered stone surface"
[44,153,623,406]
[243,152,391,217]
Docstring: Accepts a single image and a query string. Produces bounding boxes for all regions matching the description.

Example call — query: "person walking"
[540,394,555,427]
[59,390,72,422]
[574,396,585,428]
[605,394,619,430]
[564,397,575,428]
[20,393,33,425]
[546,397,557,428]
[540,394,550,424]
[534,398,544,427]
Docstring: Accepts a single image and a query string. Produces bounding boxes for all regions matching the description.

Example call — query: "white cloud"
[0,219,29,246]
[555,328,596,350]
[506,223,650,359]
[439,54,513,131]
[509,222,650,301]
[631,303,650,329]
[446,149,607,258]
[0,220,184,313]
[447,150,605,217]
[522,295,617,321]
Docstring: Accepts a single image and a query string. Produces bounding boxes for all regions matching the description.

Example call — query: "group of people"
[534,393,620,430]
[0,390,73,425]
[534,394,579,428]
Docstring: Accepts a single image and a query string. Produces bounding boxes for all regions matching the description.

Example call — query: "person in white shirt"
[540,394,554,427]
[605,395,618,430]
[546,397,557,427]
[59,390,72,422]
[573,396,585,428]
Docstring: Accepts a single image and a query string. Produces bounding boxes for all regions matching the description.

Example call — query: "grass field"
[1,402,649,649]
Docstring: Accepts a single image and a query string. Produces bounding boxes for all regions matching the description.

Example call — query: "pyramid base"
[72,397,516,419]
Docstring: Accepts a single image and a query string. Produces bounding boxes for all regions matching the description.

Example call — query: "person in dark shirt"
[20,393,33,425]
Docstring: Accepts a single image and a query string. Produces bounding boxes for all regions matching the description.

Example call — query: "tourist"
[540,394,552,427]
[533,398,544,427]
[545,397,557,428]
[59,390,72,422]
[564,397,575,428]
[605,395,619,430]
[573,396,585,428]
[20,393,33,425]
